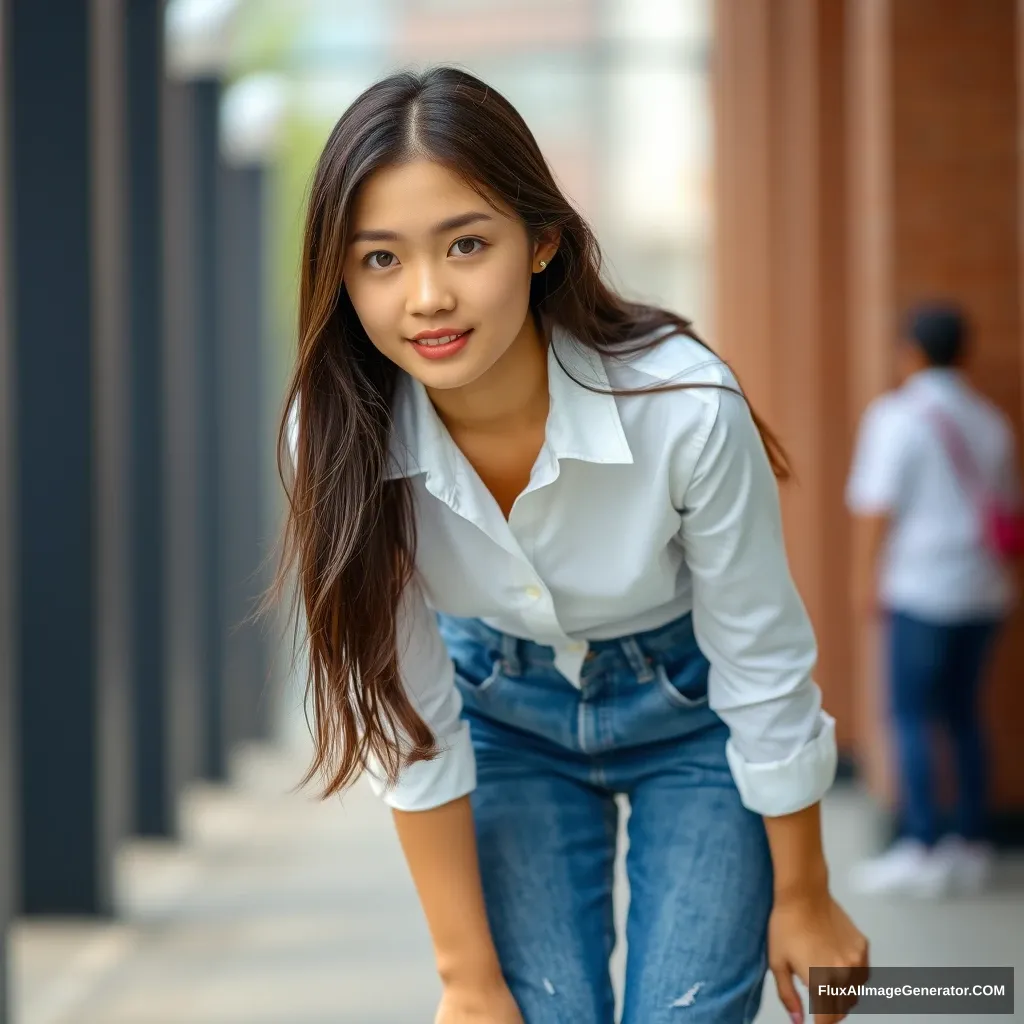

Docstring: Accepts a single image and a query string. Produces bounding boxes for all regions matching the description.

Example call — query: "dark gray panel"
[218,163,272,747]
[127,0,174,837]
[162,77,206,789]
[192,79,226,781]
[0,0,17,1009]
[9,0,129,916]
[92,0,133,906]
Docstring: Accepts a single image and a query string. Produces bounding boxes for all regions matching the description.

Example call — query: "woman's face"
[342,158,556,392]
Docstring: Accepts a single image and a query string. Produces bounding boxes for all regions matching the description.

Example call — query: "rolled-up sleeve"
[363,577,477,811]
[678,385,837,817]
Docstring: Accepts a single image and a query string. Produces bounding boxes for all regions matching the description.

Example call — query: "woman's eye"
[363,240,484,268]
[450,237,485,257]
[365,251,397,270]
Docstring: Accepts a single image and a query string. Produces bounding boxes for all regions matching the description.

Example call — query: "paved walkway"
[12,714,1024,1024]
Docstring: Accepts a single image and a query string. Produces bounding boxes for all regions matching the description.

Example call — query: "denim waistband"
[436,610,701,678]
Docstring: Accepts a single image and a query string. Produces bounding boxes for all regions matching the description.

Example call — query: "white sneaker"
[848,839,953,897]
[932,835,995,894]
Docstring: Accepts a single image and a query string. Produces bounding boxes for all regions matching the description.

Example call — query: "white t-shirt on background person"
[845,367,1019,623]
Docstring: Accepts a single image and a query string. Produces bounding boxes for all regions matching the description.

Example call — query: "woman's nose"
[405,261,455,317]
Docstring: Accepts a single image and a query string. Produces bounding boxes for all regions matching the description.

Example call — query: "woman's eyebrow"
[349,211,494,244]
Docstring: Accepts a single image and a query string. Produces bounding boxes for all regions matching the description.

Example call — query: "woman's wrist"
[772,863,830,906]
[437,951,506,992]
[762,801,832,905]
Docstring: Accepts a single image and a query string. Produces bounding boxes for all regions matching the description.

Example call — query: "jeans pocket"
[454,654,504,695]
[653,660,710,709]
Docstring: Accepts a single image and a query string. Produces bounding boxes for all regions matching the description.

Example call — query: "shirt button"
[524,585,542,600]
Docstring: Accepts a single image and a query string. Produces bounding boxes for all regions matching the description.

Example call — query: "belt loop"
[500,632,522,677]
[619,636,655,683]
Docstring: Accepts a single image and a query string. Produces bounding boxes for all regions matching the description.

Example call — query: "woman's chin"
[405,348,497,392]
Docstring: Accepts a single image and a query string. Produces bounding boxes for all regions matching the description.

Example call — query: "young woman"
[276,66,868,1024]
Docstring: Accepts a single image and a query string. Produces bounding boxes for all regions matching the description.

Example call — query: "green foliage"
[227,0,306,79]
[267,113,332,377]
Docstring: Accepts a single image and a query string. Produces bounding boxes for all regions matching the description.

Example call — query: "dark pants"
[887,611,1002,846]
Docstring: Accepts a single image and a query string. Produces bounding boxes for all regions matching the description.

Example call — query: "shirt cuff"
[724,712,838,817]
[845,491,893,516]
[363,719,477,812]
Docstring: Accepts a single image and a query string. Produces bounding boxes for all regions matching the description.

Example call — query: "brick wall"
[852,0,1024,809]
[717,0,1024,816]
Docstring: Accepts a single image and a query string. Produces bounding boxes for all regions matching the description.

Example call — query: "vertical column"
[164,0,241,783]
[0,0,17,1011]
[92,0,134,884]
[9,0,130,914]
[711,0,854,750]
[127,0,176,837]
[218,76,286,748]
[710,1,772,395]
[162,78,206,788]
[846,0,897,805]
[193,77,227,780]
[1021,0,1024,435]
[161,77,203,789]
[218,161,272,745]
[849,0,1024,824]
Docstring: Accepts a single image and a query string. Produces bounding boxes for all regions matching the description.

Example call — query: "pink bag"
[926,407,1024,562]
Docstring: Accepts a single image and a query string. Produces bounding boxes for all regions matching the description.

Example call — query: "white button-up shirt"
[845,367,1019,621]
[358,324,837,817]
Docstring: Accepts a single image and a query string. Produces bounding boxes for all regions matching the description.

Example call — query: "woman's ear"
[532,229,561,271]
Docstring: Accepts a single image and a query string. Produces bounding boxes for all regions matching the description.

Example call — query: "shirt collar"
[385,320,634,489]
[545,321,634,467]
[903,366,966,394]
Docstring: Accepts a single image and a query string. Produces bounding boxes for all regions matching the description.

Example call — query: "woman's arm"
[360,585,523,1019]
[392,799,526,1022]
[675,382,836,819]
[391,796,504,990]
[762,802,829,902]
[849,513,889,618]
[764,803,868,1024]
[844,397,908,618]
[674,380,867,1020]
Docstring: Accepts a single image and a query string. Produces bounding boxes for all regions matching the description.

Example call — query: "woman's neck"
[427,313,550,436]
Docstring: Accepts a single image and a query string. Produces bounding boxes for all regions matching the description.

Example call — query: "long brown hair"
[270,66,789,801]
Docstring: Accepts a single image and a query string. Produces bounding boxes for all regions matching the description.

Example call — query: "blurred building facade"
[713,0,1024,836]
[1,6,284,1022]
[265,0,712,328]
[388,0,713,326]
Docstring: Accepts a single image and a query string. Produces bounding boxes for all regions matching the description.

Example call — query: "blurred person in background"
[277,66,867,1023]
[846,303,1023,897]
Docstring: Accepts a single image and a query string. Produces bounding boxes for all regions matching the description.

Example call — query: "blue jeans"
[887,610,1002,845]
[437,612,773,1024]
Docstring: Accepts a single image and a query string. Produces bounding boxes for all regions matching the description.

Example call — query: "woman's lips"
[408,329,473,360]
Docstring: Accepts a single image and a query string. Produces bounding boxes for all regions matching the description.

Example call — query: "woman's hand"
[435,978,525,1023]
[768,888,869,1024]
